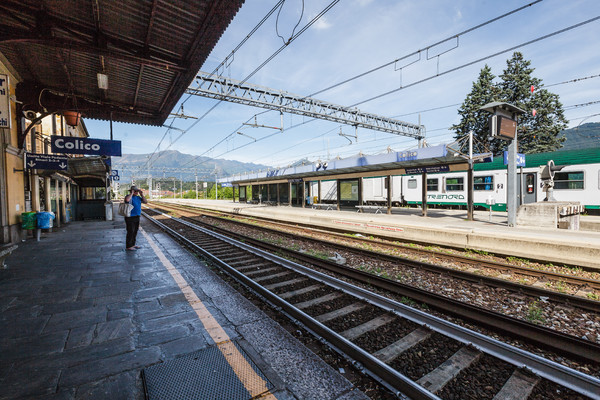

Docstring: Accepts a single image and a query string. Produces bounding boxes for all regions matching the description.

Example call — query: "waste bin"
[21,212,37,230]
[36,212,55,229]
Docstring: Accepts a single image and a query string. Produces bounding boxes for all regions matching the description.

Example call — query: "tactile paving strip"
[143,341,273,400]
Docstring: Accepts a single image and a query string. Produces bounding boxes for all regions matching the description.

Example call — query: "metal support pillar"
[61,181,67,223]
[507,137,517,227]
[421,173,427,217]
[32,173,40,212]
[54,178,61,228]
[358,178,363,207]
[336,180,341,211]
[467,131,474,221]
[386,175,392,214]
[318,180,321,204]
[44,177,51,212]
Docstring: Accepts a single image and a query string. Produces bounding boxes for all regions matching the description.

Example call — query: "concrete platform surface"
[157,199,600,271]
[0,212,368,400]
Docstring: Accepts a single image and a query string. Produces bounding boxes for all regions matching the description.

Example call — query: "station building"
[0,1,244,246]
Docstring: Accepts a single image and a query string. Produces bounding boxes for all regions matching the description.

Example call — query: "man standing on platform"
[124,186,147,251]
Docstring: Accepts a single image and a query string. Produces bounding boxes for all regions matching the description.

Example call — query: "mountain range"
[113,123,599,184]
[112,150,270,184]
[559,122,600,150]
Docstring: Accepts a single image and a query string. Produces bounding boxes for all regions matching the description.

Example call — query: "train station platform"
[157,199,600,271]
[0,211,369,399]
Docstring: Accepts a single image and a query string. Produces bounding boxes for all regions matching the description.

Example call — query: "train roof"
[473,147,600,171]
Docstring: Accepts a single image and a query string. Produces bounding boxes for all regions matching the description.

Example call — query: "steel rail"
[143,210,440,400]
[157,200,600,274]
[143,209,600,399]
[171,213,600,364]
[150,202,600,310]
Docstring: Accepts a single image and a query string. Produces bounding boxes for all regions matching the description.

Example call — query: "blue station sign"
[51,135,122,156]
[503,151,526,167]
[25,153,69,171]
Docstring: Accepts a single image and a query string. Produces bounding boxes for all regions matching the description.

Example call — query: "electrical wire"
[150,0,340,168]
[309,0,544,98]
[350,16,600,109]
[162,1,546,170]
[276,0,305,45]
[143,0,286,169]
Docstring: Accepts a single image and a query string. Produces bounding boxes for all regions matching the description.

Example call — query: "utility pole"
[195,171,198,200]
[480,102,525,227]
[214,164,218,200]
[180,174,183,199]
[467,131,474,221]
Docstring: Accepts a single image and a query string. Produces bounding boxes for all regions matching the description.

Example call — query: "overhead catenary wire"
[158,1,550,170]
[148,0,340,169]
[143,0,286,169]
[192,9,599,171]
[309,0,544,98]
[150,8,600,178]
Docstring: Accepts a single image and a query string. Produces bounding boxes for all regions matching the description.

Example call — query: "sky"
[84,0,600,174]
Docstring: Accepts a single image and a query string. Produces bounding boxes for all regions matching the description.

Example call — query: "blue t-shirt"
[129,195,142,217]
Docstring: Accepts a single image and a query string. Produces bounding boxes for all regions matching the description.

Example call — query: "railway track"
[143,208,600,400]
[145,205,600,363]
[150,201,600,299]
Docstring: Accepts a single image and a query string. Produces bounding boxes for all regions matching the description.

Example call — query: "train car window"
[446,177,464,191]
[407,179,417,189]
[474,175,494,191]
[554,171,584,190]
[427,178,438,191]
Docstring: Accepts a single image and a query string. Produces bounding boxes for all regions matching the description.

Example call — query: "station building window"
[426,178,438,191]
[80,187,106,200]
[554,171,584,190]
[474,175,494,191]
[446,177,464,191]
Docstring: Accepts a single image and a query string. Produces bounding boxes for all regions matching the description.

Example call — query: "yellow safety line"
[140,227,275,399]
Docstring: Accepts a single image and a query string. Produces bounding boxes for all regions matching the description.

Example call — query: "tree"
[451,65,503,154]
[498,52,567,153]
[453,52,568,155]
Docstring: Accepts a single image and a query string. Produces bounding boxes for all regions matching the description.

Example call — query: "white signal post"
[480,102,525,227]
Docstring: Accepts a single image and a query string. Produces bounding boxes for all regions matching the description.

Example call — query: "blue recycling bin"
[36,212,55,229]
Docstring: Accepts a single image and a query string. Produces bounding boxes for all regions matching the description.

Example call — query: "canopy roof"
[0,0,243,125]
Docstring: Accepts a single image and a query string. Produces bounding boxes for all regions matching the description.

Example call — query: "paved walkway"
[0,213,367,400]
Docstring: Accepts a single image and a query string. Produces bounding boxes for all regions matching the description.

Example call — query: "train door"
[522,172,537,204]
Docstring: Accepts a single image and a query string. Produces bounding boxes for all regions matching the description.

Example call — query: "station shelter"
[221,145,470,213]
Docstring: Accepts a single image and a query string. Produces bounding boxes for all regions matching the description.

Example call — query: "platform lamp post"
[480,102,525,227]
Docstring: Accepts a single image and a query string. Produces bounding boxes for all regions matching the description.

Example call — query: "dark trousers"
[125,216,140,248]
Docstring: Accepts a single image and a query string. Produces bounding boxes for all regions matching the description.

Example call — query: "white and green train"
[316,147,600,213]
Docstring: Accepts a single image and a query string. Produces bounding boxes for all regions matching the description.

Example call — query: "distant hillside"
[560,122,600,150]
[112,150,271,183]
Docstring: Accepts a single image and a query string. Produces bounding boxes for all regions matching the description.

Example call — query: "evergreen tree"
[498,52,567,153]
[452,52,568,155]
[451,65,503,154]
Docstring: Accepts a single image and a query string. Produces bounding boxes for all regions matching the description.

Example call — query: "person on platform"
[124,185,147,251]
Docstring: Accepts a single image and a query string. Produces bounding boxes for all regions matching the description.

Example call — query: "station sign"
[0,74,10,129]
[503,151,525,167]
[405,165,450,175]
[25,153,68,171]
[220,182,233,187]
[51,135,122,156]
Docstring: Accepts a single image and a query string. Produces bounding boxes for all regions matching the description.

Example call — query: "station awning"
[0,0,243,126]
[221,145,472,185]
